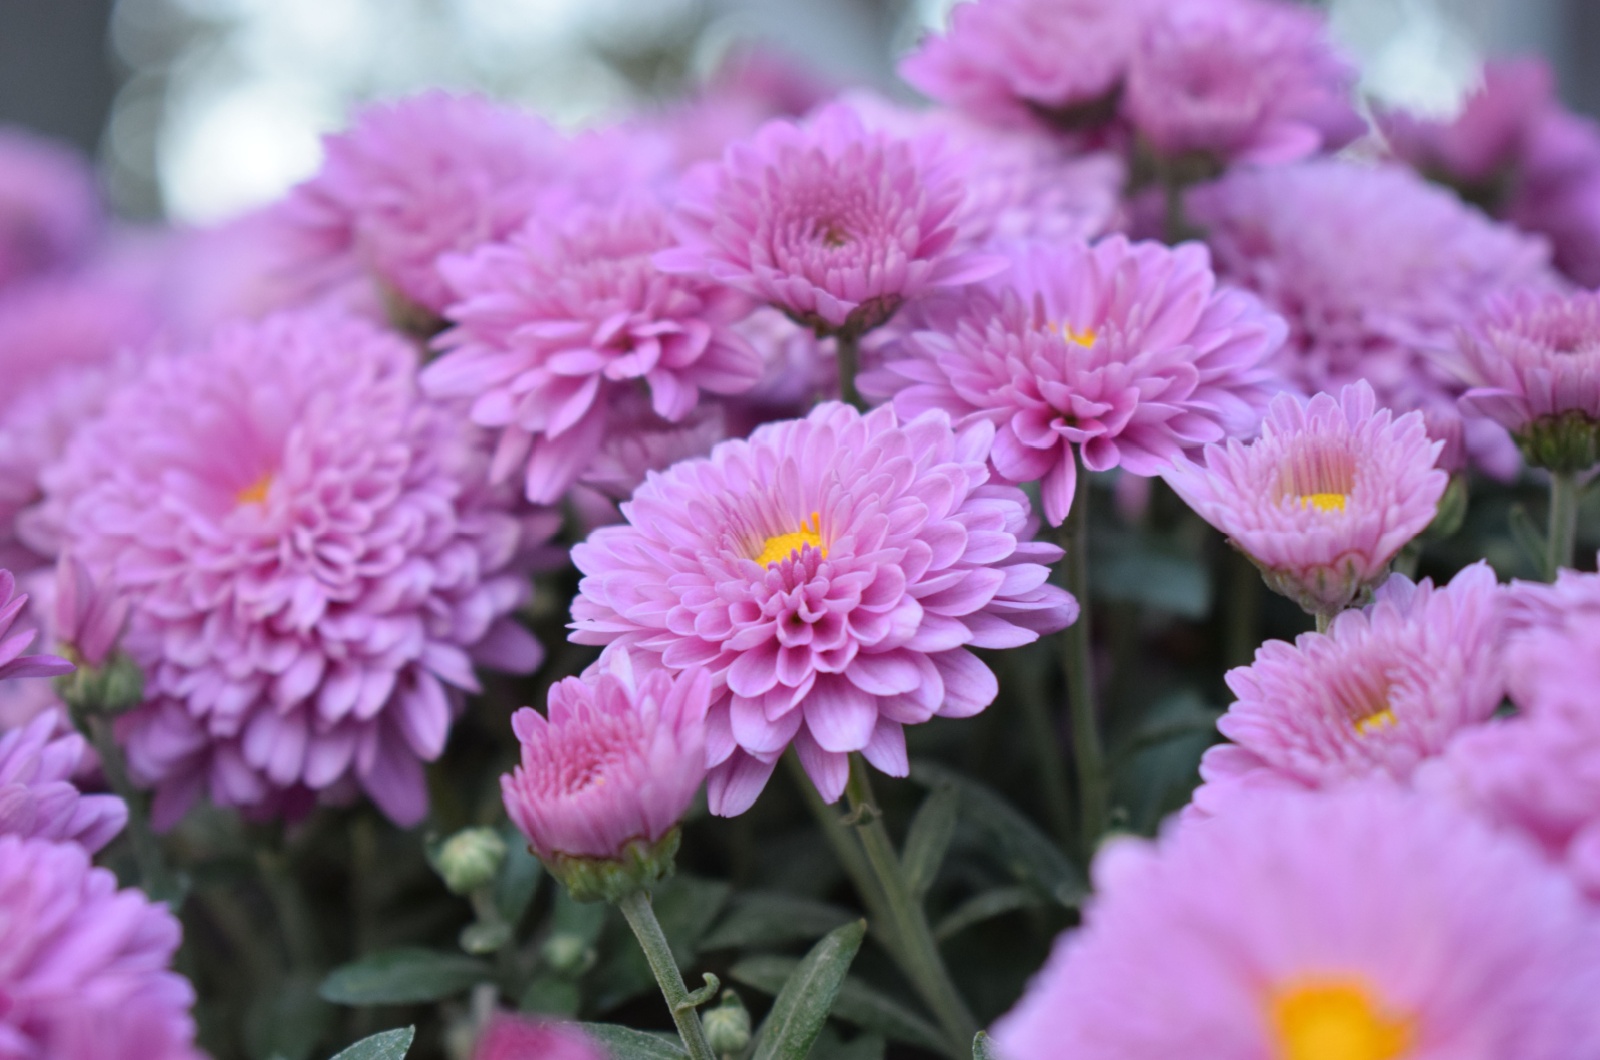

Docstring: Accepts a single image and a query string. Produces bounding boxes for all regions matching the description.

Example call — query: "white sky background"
[108,0,1557,224]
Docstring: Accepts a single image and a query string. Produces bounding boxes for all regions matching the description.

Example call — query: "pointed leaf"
[973,1031,995,1060]
[494,824,543,926]
[578,1024,689,1060]
[934,886,1046,942]
[747,920,866,1060]
[702,892,855,950]
[902,784,960,900]
[328,1027,415,1060]
[319,948,491,1005]
[734,956,946,1055]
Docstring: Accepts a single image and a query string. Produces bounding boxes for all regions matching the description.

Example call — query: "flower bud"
[703,991,751,1057]
[433,827,508,896]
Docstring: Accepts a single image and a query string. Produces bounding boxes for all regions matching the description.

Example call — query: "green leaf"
[911,762,1084,906]
[702,892,855,950]
[1109,691,1221,768]
[1510,503,1547,572]
[319,948,491,1006]
[577,1023,688,1060]
[902,784,960,901]
[734,957,945,1055]
[328,1027,415,1060]
[494,824,543,926]
[246,971,334,1060]
[972,1030,995,1060]
[933,886,1045,942]
[519,973,581,1017]
[747,920,866,1060]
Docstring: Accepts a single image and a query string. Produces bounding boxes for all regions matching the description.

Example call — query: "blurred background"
[1,0,1592,225]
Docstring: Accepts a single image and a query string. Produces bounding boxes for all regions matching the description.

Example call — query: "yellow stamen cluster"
[1301,492,1348,513]
[1354,708,1398,736]
[236,474,273,506]
[755,512,826,567]
[1054,322,1097,347]
[1269,979,1412,1060]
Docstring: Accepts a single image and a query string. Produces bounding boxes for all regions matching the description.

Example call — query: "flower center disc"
[1354,708,1398,736]
[1300,492,1347,512]
[755,512,826,568]
[1053,322,1097,348]
[237,474,273,506]
[1269,979,1412,1060]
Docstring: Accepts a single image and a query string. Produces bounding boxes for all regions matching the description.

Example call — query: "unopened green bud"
[55,651,145,718]
[459,919,513,955]
[434,827,507,895]
[540,933,592,976]
[703,991,751,1057]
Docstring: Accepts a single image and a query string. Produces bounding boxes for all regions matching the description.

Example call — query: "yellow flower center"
[236,474,273,506]
[1269,979,1413,1060]
[1354,708,1398,736]
[1054,322,1097,347]
[755,512,826,568]
[1301,492,1348,512]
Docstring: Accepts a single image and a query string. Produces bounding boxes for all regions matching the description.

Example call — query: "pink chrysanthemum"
[281,91,569,316]
[1191,563,1503,817]
[424,192,762,505]
[898,0,1141,132]
[0,127,100,290]
[654,102,1007,338]
[570,393,726,531]
[1379,58,1555,188]
[571,402,1078,816]
[1455,289,1600,472]
[40,310,551,828]
[502,651,709,864]
[0,712,124,853]
[1188,160,1555,477]
[992,785,1600,1060]
[1164,382,1448,617]
[474,1014,601,1060]
[0,568,70,685]
[863,237,1283,524]
[1124,0,1361,166]
[0,834,202,1060]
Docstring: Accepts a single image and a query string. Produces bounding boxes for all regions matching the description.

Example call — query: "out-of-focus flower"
[1508,111,1600,287]
[864,237,1282,524]
[474,1014,601,1060]
[1379,58,1554,191]
[40,310,550,828]
[0,833,202,1060]
[280,91,571,319]
[571,402,1078,816]
[655,103,1007,338]
[899,0,1140,133]
[992,785,1600,1059]
[1456,289,1600,473]
[0,712,124,852]
[570,392,726,530]
[1192,563,1503,816]
[1165,382,1447,618]
[502,652,708,900]
[0,568,70,684]
[1125,0,1361,167]
[1188,159,1553,477]
[0,127,100,290]
[425,192,762,505]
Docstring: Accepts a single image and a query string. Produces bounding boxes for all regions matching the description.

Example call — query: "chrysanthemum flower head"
[424,191,762,505]
[992,785,1600,1060]
[474,1014,601,1060]
[654,102,1007,338]
[1192,563,1504,816]
[1164,381,1448,617]
[898,0,1142,132]
[502,651,709,900]
[0,126,100,289]
[864,236,1283,524]
[0,833,202,1059]
[0,711,124,853]
[1456,289,1600,472]
[1188,160,1555,477]
[1124,0,1361,167]
[39,310,551,828]
[0,567,70,685]
[1379,58,1555,189]
[571,402,1078,816]
[281,91,569,317]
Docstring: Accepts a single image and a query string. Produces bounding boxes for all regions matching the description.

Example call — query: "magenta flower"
[0,712,124,853]
[864,236,1283,524]
[571,402,1078,816]
[1508,111,1600,287]
[1124,0,1361,166]
[1188,160,1555,477]
[898,0,1140,132]
[1164,382,1448,617]
[502,651,709,869]
[474,1015,601,1060]
[654,102,1007,338]
[0,834,202,1060]
[991,785,1600,1060]
[1456,289,1600,472]
[281,91,568,316]
[0,127,100,289]
[1192,563,1504,817]
[424,191,762,504]
[0,568,70,684]
[40,310,551,828]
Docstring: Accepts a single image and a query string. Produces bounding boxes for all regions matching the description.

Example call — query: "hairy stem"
[1547,470,1580,580]
[618,890,717,1060]
[1058,463,1107,850]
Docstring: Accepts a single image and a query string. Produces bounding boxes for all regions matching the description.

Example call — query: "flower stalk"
[618,889,719,1060]
[1546,470,1580,580]
[836,331,866,411]
[1059,456,1108,849]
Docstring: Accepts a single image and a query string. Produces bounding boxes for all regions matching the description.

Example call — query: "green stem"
[1058,462,1107,850]
[1547,470,1580,580]
[81,715,180,904]
[787,754,900,959]
[256,848,322,969]
[844,757,977,1056]
[836,331,866,411]
[618,890,718,1060]
[1013,659,1074,848]
[1223,549,1261,672]
[1315,612,1333,635]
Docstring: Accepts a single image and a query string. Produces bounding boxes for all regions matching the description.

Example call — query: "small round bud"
[434,827,507,895]
[703,991,751,1057]
[55,651,145,718]
[541,933,593,976]
[460,920,513,956]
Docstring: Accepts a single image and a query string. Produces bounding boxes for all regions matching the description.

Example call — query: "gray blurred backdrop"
[0,0,1591,223]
